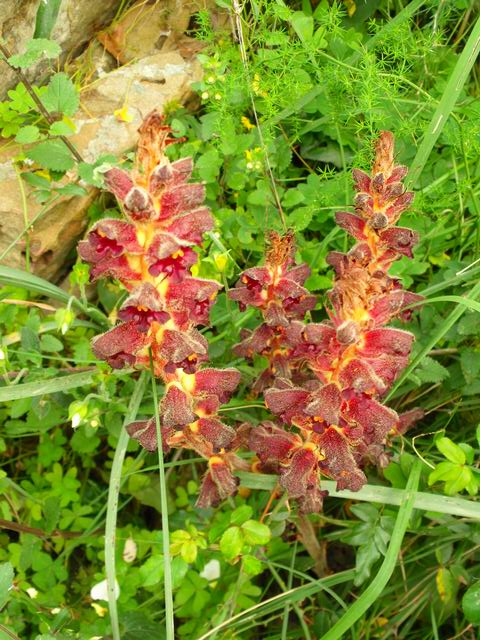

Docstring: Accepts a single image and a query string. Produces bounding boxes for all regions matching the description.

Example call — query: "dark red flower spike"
[79,110,242,507]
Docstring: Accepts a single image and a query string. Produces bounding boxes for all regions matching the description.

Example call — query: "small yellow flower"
[251,73,267,97]
[114,106,134,123]
[191,263,200,277]
[201,91,209,100]
[91,603,108,617]
[214,93,222,100]
[241,116,255,130]
[207,76,216,84]
[214,254,228,272]
[35,169,51,181]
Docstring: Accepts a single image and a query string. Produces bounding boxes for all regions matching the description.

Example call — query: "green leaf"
[34,0,62,38]
[462,580,480,624]
[15,125,41,144]
[241,520,271,546]
[40,334,64,352]
[242,554,263,576]
[436,437,466,465]
[290,12,314,42]
[460,350,480,385]
[21,326,40,352]
[220,526,244,561]
[415,356,450,384]
[181,540,198,564]
[49,120,75,136]
[0,562,14,609]
[8,38,61,68]
[230,505,253,526]
[196,149,222,182]
[42,73,79,117]
[288,206,314,231]
[139,555,164,587]
[26,139,74,172]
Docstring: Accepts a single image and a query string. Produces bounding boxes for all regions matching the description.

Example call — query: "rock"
[0,51,202,281]
[0,0,119,99]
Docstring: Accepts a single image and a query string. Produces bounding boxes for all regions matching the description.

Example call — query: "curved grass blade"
[319,460,422,640]
[408,14,480,187]
[105,371,147,640]
[236,472,480,519]
[387,280,480,399]
[0,371,97,401]
[149,351,174,640]
[0,266,108,327]
[197,570,356,639]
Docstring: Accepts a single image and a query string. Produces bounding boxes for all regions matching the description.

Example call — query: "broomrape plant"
[79,117,422,513]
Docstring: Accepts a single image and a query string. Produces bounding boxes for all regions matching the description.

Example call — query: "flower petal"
[305,383,342,424]
[280,446,317,498]
[318,428,366,491]
[92,321,148,368]
[161,384,195,428]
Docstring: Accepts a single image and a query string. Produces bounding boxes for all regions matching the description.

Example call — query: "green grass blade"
[319,460,422,640]
[149,352,174,639]
[0,371,97,401]
[105,372,147,640]
[197,570,356,639]
[408,15,480,186]
[236,472,480,519]
[0,266,108,327]
[387,280,480,399]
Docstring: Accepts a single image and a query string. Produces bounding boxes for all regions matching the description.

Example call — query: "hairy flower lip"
[92,321,149,369]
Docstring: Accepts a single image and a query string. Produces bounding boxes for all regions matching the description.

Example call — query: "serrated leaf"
[9,38,61,68]
[415,356,450,384]
[15,125,41,144]
[49,120,75,136]
[288,206,314,231]
[42,73,79,117]
[40,334,64,352]
[27,139,75,171]
[460,350,480,385]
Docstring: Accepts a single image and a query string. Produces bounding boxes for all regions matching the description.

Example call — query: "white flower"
[51,607,61,614]
[71,412,82,429]
[122,537,137,563]
[90,578,120,601]
[200,559,221,582]
[26,587,38,599]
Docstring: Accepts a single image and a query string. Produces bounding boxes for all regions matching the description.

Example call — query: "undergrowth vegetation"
[1,1,480,639]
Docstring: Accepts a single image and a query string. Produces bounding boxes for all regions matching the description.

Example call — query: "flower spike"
[79,110,242,506]
[230,131,423,513]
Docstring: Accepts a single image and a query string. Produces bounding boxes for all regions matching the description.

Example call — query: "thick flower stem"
[296,514,327,577]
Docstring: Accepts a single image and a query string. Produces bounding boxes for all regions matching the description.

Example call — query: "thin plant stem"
[231,0,287,231]
[149,350,174,640]
[0,42,84,163]
[105,371,148,640]
[14,165,30,271]
[319,459,422,640]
